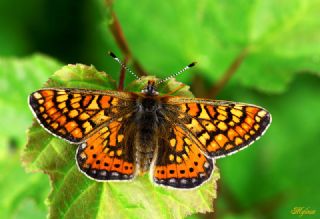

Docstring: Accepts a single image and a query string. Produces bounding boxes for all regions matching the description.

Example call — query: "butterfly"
[28,56,271,189]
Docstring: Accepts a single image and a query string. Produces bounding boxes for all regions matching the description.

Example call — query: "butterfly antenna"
[108,51,141,80]
[156,62,197,85]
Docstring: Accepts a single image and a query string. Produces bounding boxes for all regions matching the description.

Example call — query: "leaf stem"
[208,48,249,98]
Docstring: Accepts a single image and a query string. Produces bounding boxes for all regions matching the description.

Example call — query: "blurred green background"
[0,0,319,218]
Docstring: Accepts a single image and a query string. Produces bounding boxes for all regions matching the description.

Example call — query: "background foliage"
[0,0,319,218]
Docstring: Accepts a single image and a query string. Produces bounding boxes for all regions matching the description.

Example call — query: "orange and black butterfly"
[29,53,271,189]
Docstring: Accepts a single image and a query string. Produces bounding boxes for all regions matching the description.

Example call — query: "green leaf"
[0,156,50,219]
[0,54,62,150]
[101,0,320,94]
[0,54,62,218]
[23,64,219,218]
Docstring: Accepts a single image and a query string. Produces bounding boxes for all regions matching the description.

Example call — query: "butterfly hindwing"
[29,88,134,143]
[76,119,136,181]
[152,125,214,189]
[164,97,271,158]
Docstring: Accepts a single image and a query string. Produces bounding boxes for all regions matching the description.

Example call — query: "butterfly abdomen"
[134,112,157,173]
[134,96,162,173]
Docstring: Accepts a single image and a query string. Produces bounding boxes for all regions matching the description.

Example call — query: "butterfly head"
[142,80,159,96]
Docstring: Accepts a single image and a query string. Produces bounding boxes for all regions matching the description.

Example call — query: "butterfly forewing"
[29,88,135,143]
[164,97,271,158]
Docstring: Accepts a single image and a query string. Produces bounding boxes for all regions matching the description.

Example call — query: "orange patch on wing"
[71,128,83,139]
[47,107,57,115]
[122,162,134,175]
[100,96,111,108]
[177,164,189,178]
[166,164,178,178]
[181,153,198,177]
[84,144,104,166]
[50,111,62,121]
[174,127,185,152]
[90,153,104,169]
[188,145,206,172]
[108,122,121,146]
[246,106,259,115]
[196,155,207,172]
[108,135,117,147]
[175,139,184,152]
[109,121,120,130]
[241,123,251,132]
[187,103,199,116]
[206,140,220,152]
[87,133,104,147]
[65,121,78,132]
[184,159,198,178]
[44,101,54,109]
[82,151,93,165]
[111,158,123,171]
[215,134,229,147]
[235,126,246,137]
[245,117,255,126]
[101,155,113,171]
[82,95,92,107]
[41,90,54,97]
[206,106,216,118]
[155,166,166,179]
[227,128,239,141]
[56,115,66,126]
